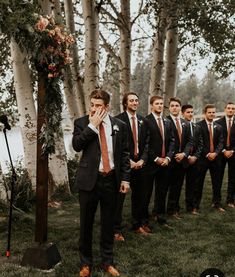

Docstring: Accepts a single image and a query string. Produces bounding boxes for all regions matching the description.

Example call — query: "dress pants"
[142,164,169,224]
[195,157,222,209]
[114,168,144,232]
[79,173,117,267]
[220,155,235,204]
[167,161,186,214]
[185,162,201,211]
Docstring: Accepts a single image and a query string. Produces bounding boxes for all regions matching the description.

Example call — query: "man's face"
[90,98,108,116]
[205,108,216,122]
[151,99,164,115]
[225,104,235,118]
[169,101,181,117]
[182,108,194,122]
[126,94,139,113]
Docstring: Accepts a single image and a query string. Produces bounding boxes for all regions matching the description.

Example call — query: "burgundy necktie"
[227,119,232,148]
[99,122,111,173]
[157,117,165,157]
[208,123,214,153]
[175,118,182,149]
[131,116,138,158]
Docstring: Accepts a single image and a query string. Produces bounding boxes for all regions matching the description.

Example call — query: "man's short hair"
[150,95,163,105]
[89,89,110,105]
[122,92,139,110]
[169,97,181,106]
[225,102,235,108]
[182,104,193,113]
[203,104,215,113]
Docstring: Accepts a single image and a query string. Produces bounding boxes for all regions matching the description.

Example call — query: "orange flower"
[35,16,49,31]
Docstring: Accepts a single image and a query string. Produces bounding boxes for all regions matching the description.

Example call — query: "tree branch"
[131,0,144,26]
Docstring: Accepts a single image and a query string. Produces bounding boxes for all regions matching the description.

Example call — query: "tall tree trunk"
[64,0,86,117]
[163,15,179,112]
[119,0,131,100]
[0,163,7,201]
[82,0,100,111]
[10,38,37,189]
[149,7,167,97]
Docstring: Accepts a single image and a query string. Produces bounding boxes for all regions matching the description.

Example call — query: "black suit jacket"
[190,122,203,159]
[216,116,235,151]
[145,114,175,163]
[72,115,130,191]
[116,111,149,162]
[197,119,224,157]
[167,116,193,156]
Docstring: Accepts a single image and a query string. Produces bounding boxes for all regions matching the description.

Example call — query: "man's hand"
[223,150,234,159]
[89,107,107,128]
[130,160,136,169]
[119,181,130,194]
[188,156,197,165]
[134,159,144,169]
[156,158,169,167]
[175,153,185,163]
[207,152,217,161]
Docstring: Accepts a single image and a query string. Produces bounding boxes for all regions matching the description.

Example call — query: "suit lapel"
[137,114,142,143]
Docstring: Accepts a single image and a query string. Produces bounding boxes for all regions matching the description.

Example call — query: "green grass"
[0,172,234,277]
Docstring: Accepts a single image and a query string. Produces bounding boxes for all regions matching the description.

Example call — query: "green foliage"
[3,161,35,212]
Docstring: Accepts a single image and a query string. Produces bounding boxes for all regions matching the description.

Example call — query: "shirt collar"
[126,110,137,120]
[102,114,110,125]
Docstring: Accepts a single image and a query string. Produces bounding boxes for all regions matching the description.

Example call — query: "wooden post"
[21,71,61,269]
[35,70,49,243]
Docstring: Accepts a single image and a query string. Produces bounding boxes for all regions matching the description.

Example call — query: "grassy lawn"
[0,172,234,277]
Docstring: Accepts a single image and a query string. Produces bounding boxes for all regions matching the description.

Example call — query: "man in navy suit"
[114,92,150,239]
[216,102,235,208]
[72,89,130,277]
[196,104,224,212]
[166,97,193,219]
[181,104,203,214]
[142,95,175,228]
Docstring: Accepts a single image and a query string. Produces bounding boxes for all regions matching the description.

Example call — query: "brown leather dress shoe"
[102,265,120,276]
[114,233,125,241]
[80,265,91,277]
[142,225,152,233]
[227,203,235,208]
[135,226,149,235]
[191,208,199,215]
[171,212,182,220]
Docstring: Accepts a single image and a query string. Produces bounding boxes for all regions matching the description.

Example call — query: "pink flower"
[35,16,49,31]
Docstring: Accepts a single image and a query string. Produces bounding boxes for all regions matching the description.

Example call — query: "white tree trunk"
[149,7,167,97]
[119,0,131,99]
[82,0,100,111]
[64,0,86,117]
[163,16,179,110]
[10,38,37,189]
[0,163,7,201]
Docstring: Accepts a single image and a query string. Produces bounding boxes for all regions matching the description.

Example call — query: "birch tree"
[10,39,37,189]
[82,0,100,111]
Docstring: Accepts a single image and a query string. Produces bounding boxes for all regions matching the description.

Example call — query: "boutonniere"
[138,119,143,126]
[111,124,119,136]
[214,125,217,128]
[182,122,186,127]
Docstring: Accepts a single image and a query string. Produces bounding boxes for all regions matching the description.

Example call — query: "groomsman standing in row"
[114,92,150,240]
[181,105,203,214]
[196,104,224,212]
[217,102,235,208]
[142,95,175,228]
[166,97,193,219]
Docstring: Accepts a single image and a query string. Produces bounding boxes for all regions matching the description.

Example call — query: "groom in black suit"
[72,89,130,277]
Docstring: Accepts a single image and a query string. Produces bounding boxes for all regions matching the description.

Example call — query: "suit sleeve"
[194,126,203,159]
[139,121,150,163]
[183,124,193,157]
[166,122,175,159]
[72,118,98,152]
[120,122,131,182]
[215,125,224,154]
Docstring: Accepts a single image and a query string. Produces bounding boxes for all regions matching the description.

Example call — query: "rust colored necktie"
[175,118,182,149]
[208,123,214,152]
[99,122,111,173]
[227,119,232,148]
[157,117,165,157]
[131,116,138,158]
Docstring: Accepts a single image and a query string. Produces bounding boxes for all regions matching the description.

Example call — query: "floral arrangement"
[32,15,75,154]
[34,15,74,78]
